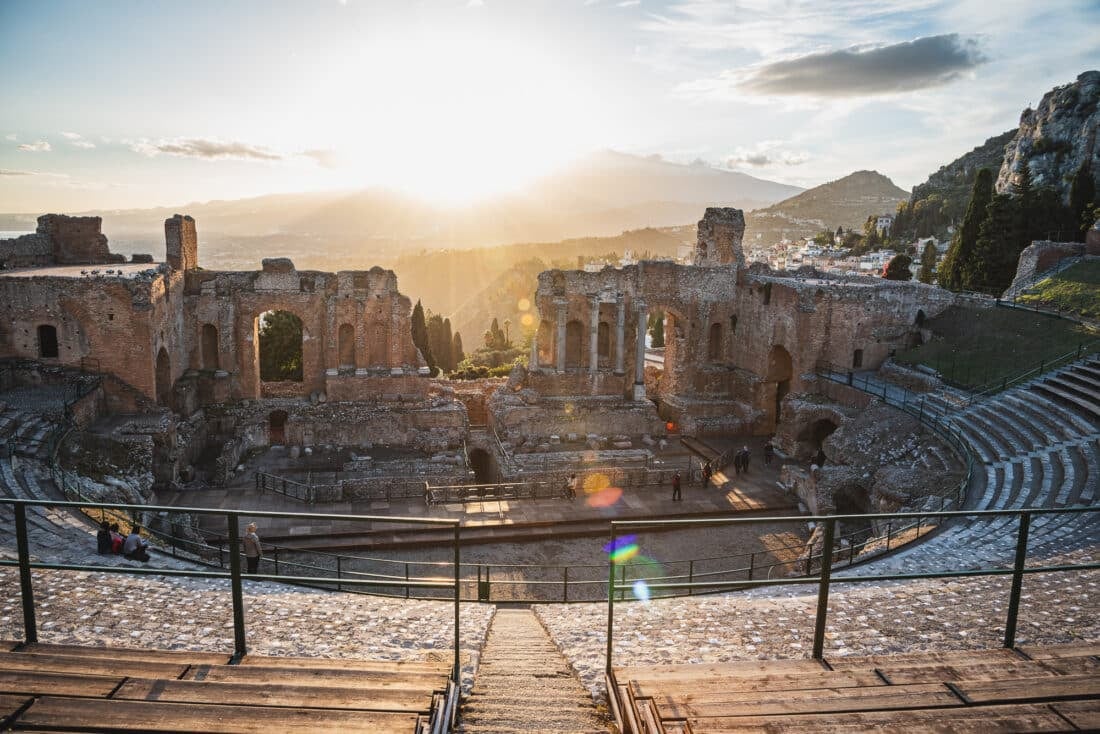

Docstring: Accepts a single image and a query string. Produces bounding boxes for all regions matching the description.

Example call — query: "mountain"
[0,151,801,266]
[744,171,909,246]
[997,70,1100,199]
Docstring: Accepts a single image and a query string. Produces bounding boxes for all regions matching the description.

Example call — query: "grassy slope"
[895,304,1098,389]
[1016,260,1100,320]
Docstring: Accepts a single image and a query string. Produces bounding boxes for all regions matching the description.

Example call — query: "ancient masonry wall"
[0,214,124,269]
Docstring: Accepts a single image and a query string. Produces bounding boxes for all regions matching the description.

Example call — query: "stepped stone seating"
[0,643,452,732]
[0,407,55,461]
[608,644,1100,733]
[856,356,1100,576]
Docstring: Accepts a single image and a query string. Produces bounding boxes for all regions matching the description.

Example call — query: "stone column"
[633,300,647,401]
[614,294,625,376]
[589,296,600,373]
[555,300,567,373]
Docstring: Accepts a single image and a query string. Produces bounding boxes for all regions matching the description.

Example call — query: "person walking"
[243,522,262,574]
[764,441,775,467]
[702,462,712,487]
[740,446,751,474]
[671,471,682,501]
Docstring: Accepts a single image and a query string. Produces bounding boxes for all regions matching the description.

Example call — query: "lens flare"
[665,421,678,432]
[632,580,651,602]
[582,473,610,494]
[586,486,622,507]
[520,313,534,327]
[604,534,639,564]
[517,298,531,311]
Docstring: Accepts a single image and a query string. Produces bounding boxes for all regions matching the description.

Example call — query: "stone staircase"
[458,607,609,733]
[857,355,1100,576]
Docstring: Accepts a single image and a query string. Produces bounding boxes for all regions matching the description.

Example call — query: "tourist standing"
[702,462,712,487]
[243,522,262,574]
[740,446,751,474]
[764,441,775,467]
[672,471,682,501]
[566,473,578,500]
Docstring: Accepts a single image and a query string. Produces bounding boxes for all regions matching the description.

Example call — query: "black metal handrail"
[604,507,1100,673]
[0,496,463,683]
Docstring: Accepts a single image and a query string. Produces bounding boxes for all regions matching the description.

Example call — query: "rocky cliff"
[997,70,1100,200]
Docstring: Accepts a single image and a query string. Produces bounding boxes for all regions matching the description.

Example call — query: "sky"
[1,0,1098,212]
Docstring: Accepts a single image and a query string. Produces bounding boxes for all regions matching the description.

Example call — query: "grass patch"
[1016,260,1100,320]
[895,305,1098,389]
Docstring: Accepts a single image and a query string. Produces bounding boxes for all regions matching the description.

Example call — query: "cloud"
[726,141,810,168]
[61,131,82,140]
[617,0,640,6]
[0,169,34,176]
[60,132,97,149]
[129,137,283,161]
[17,141,51,152]
[740,34,987,97]
[5,133,18,141]
[301,149,339,168]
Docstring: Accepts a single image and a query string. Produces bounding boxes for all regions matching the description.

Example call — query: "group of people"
[96,521,150,562]
[731,445,752,474]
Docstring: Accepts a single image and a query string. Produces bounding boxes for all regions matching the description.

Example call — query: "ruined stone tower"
[165,214,198,271]
[694,207,746,267]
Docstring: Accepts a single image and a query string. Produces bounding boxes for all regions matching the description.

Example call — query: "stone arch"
[155,347,172,407]
[257,310,303,382]
[201,323,219,370]
[565,320,584,368]
[914,309,926,328]
[338,323,356,369]
[707,322,722,361]
[469,448,494,483]
[797,418,838,461]
[37,324,58,359]
[368,322,387,367]
[767,345,792,430]
[852,349,864,369]
[537,319,554,366]
[268,409,288,445]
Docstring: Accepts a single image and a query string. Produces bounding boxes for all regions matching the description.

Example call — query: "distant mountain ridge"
[744,170,910,245]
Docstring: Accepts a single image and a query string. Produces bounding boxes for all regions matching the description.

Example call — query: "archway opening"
[155,347,172,408]
[915,309,926,328]
[201,324,219,370]
[258,310,303,382]
[707,322,722,361]
[767,345,793,427]
[37,324,58,359]
[268,410,288,445]
[852,349,864,369]
[565,320,583,368]
[537,319,553,367]
[338,323,356,370]
[469,448,493,483]
[797,418,838,462]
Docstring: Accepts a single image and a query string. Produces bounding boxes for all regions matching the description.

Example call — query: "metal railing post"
[748,552,755,581]
[227,514,247,660]
[811,518,836,660]
[336,556,342,592]
[563,566,569,603]
[687,560,694,596]
[405,562,410,600]
[606,524,616,676]
[1003,512,1031,648]
[453,523,461,686]
[15,503,37,644]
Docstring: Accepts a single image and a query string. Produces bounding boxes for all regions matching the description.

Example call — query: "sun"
[330,30,598,203]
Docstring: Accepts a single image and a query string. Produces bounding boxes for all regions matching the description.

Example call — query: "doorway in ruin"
[707,322,722,361]
[766,345,792,430]
[565,320,583,368]
[469,448,494,483]
[268,410,288,445]
[258,310,303,382]
[201,324,219,370]
[597,321,611,367]
[37,324,59,359]
[338,323,356,370]
[797,418,838,461]
[155,347,172,408]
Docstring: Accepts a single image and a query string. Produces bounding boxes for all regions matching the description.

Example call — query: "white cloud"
[5,133,17,141]
[71,140,96,149]
[61,131,82,140]
[17,141,51,152]
[726,141,810,168]
[618,0,641,6]
[129,137,282,161]
[0,169,35,176]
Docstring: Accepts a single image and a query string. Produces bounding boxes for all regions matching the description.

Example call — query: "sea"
[0,231,33,238]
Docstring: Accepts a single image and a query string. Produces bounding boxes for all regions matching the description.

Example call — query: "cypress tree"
[939,168,994,291]
[918,241,937,284]
[442,318,454,371]
[452,332,465,365]
[411,299,435,370]
[1069,161,1096,241]
[969,193,1025,292]
[649,311,665,348]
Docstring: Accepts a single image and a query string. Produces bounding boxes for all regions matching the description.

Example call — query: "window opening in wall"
[707,322,722,361]
[258,310,304,381]
[852,349,864,369]
[564,320,583,368]
[730,314,738,333]
[597,321,611,361]
[37,325,58,359]
[762,282,772,305]
[338,323,356,369]
[201,323,220,370]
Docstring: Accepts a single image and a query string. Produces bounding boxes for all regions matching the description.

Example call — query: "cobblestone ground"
[537,545,1100,699]
[0,568,493,692]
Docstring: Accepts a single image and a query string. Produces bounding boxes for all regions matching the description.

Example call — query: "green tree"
[452,332,465,365]
[939,168,994,291]
[258,310,303,381]
[918,241,938,284]
[442,318,455,372]
[969,193,1026,292]
[427,314,452,372]
[884,254,913,281]
[648,311,665,348]
[1069,161,1096,241]
[411,299,435,370]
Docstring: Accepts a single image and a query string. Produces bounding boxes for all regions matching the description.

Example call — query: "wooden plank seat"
[0,670,124,699]
[952,673,1100,705]
[17,643,231,665]
[113,677,438,713]
[1017,642,1100,660]
[1051,700,1100,731]
[181,662,450,689]
[628,668,885,695]
[681,703,1073,733]
[0,652,189,680]
[13,696,421,733]
[0,694,33,729]
[237,653,449,674]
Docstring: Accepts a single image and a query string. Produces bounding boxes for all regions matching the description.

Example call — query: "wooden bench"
[610,644,1100,734]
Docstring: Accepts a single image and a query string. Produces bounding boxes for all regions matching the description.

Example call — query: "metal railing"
[604,507,1100,673]
[0,496,463,683]
[255,470,314,504]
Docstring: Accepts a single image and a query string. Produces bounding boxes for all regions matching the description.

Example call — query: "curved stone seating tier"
[0,407,55,460]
